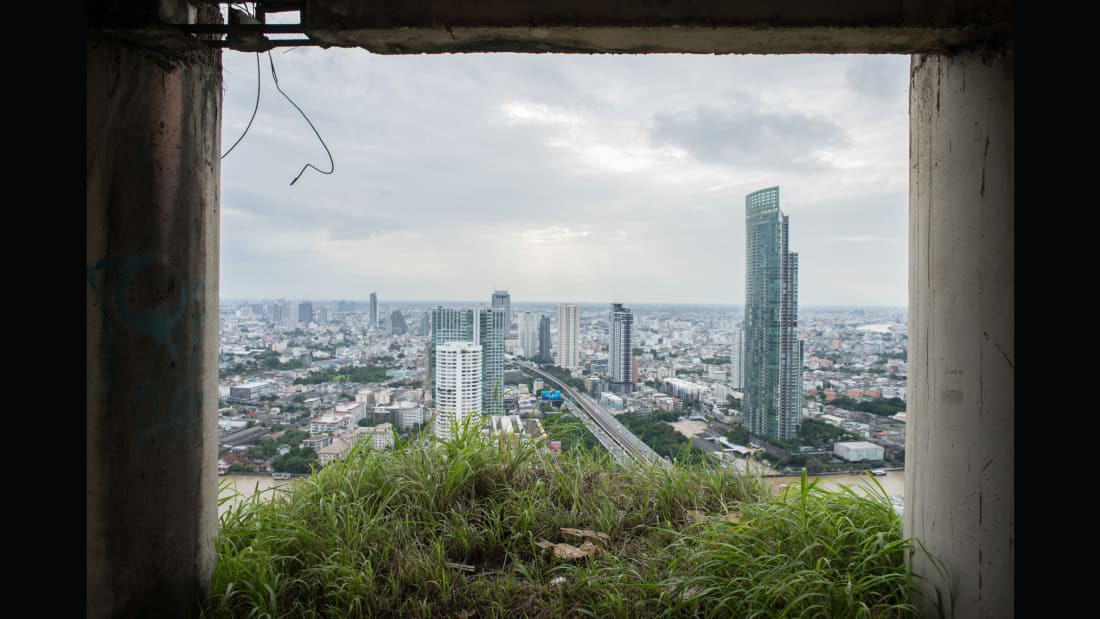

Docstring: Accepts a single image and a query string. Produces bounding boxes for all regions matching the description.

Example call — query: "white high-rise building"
[730,324,744,390]
[557,304,579,370]
[433,341,483,441]
[518,312,540,359]
[608,303,634,394]
[430,307,506,415]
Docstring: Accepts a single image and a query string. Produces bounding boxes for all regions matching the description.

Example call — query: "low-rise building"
[834,441,885,462]
[301,435,332,451]
[230,381,271,402]
[600,392,624,410]
[309,413,351,436]
[317,437,351,465]
[369,423,394,450]
[335,401,367,423]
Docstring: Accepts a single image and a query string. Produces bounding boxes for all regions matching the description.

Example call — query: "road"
[515,361,670,469]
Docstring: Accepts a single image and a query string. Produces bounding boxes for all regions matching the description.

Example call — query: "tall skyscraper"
[431,306,506,416]
[608,303,634,395]
[389,310,408,336]
[537,315,552,363]
[730,323,744,390]
[297,301,313,324]
[518,311,540,359]
[369,292,378,328]
[491,290,511,333]
[432,341,483,440]
[743,187,803,441]
[557,304,579,369]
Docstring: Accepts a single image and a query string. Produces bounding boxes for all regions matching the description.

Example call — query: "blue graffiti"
[88,251,207,443]
[114,252,187,363]
[134,381,203,444]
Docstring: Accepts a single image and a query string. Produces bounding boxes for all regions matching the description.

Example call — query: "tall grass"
[656,471,949,618]
[207,424,942,618]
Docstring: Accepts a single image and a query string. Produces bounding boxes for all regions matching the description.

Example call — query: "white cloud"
[219,51,909,305]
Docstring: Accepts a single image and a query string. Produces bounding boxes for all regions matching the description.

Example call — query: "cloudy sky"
[220,50,909,306]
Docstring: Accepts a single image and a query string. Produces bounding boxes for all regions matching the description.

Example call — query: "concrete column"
[907,48,1013,617]
[86,35,221,617]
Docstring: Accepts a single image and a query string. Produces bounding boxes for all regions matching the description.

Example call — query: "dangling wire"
[267,51,334,186]
[221,52,261,159]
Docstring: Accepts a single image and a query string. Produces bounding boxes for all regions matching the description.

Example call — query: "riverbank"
[219,474,300,517]
[770,468,904,498]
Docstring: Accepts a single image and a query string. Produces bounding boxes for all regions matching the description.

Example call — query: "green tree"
[273,447,318,474]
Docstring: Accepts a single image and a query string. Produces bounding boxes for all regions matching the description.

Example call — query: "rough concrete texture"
[304,0,1013,54]
[906,48,1014,618]
[86,34,221,617]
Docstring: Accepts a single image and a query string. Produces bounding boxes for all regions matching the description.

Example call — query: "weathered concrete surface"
[906,48,1014,618]
[304,0,1013,54]
[86,30,221,618]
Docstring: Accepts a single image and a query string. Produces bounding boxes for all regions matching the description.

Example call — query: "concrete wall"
[304,0,1013,54]
[906,47,1014,618]
[86,31,221,617]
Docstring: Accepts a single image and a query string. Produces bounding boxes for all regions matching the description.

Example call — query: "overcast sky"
[220,50,909,306]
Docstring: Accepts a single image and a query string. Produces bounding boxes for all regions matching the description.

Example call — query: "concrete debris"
[535,538,603,560]
[559,527,610,541]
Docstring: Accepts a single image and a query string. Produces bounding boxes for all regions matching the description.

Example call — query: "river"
[218,474,299,518]
[769,469,904,498]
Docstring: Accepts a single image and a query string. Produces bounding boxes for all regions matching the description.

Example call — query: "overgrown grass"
[207,422,944,618]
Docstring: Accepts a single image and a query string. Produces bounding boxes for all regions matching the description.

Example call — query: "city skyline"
[220,52,909,306]
[221,297,905,311]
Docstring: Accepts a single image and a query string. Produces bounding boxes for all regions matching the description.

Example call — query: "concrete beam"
[86,26,222,618]
[303,0,1013,54]
[906,47,1014,617]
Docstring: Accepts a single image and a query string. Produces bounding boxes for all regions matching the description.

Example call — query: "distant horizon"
[220,298,907,311]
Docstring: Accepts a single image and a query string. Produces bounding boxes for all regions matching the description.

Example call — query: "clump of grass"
[656,471,948,618]
[206,423,942,617]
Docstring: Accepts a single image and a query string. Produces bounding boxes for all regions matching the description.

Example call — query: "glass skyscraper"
[537,314,552,363]
[491,290,511,334]
[430,306,506,416]
[743,187,803,441]
[608,303,634,395]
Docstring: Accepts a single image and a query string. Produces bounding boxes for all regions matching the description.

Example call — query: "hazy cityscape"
[216,189,909,521]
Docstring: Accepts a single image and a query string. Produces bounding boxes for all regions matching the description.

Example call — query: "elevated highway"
[515,361,670,469]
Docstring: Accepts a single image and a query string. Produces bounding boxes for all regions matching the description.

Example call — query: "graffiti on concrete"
[87,251,209,443]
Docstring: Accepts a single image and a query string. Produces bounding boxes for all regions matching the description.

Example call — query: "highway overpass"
[515,361,670,469]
